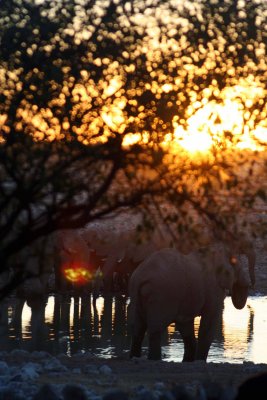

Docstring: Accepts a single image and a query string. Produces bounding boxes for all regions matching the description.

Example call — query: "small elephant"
[128,244,251,361]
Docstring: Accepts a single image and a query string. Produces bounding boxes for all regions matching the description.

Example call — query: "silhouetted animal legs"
[130,319,146,358]
[148,331,161,360]
[196,313,219,360]
[178,319,197,362]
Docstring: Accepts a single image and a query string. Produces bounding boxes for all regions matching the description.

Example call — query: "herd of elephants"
[12,217,262,362]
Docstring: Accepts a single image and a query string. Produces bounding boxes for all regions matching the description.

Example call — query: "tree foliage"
[0,0,267,298]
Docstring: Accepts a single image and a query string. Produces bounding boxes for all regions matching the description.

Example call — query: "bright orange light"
[62,263,93,284]
[171,81,267,155]
[174,125,213,153]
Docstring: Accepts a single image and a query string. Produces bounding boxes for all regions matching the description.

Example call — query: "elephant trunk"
[227,237,256,310]
[231,282,249,310]
[231,254,252,310]
[235,238,256,287]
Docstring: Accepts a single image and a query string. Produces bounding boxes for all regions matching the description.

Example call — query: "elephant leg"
[130,319,146,358]
[103,273,114,293]
[148,331,161,360]
[196,313,219,361]
[178,319,196,362]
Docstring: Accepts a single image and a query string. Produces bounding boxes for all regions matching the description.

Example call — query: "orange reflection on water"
[45,296,54,325]
[21,302,31,340]
[95,296,104,336]
[247,297,267,364]
[14,295,267,363]
[222,297,252,361]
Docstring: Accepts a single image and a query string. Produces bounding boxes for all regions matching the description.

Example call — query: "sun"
[174,125,213,153]
[62,262,94,285]
[173,100,242,154]
[171,82,267,155]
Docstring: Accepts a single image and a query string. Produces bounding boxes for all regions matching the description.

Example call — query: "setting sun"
[174,125,213,153]
[171,81,267,155]
[63,264,93,285]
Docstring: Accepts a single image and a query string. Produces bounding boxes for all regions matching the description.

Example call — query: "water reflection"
[0,295,266,363]
[222,298,254,362]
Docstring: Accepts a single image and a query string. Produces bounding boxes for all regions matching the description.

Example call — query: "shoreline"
[1,350,267,399]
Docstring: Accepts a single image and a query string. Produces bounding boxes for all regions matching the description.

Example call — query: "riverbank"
[1,350,267,399]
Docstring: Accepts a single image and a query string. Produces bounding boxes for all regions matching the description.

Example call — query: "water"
[0,294,266,364]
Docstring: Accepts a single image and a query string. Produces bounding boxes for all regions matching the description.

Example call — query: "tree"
[0,0,267,299]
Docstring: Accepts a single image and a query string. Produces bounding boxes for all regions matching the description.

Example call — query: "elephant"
[14,235,55,299]
[128,243,252,361]
[54,229,103,293]
[212,226,256,288]
[81,225,161,293]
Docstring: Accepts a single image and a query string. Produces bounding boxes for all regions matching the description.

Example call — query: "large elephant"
[128,244,251,361]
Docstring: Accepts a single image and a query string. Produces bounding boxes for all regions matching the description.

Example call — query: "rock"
[157,391,175,400]
[9,374,23,382]
[171,384,194,400]
[31,351,53,360]
[134,387,157,400]
[201,381,222,399]
[10,349,29,357]
[72,368,81,374]
[21,365,39,381]
[43,357,68,372]
[0,361,9,375]
[83,364,99,374]
[99,365,113,375]
[32,384,62,400]
[8,366,19,376]
[242,361,258,374]
[0,387,24,400]
[72,351,85,358]
[103,389,129,400]
[195,385,206,400]
[154,382,166,391]
[62,384,88,400]
[9,382,39,398]
[219,386,237,400]
[21,363,40,380]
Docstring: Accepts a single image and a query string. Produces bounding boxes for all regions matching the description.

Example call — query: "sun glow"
[174,125,213,153]
[63,264,93,284]
[171,82,267,155]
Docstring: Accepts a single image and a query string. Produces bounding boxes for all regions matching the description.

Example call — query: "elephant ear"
[231,282,249,309]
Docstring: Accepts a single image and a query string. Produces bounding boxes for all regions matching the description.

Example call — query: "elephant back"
[129,248,207,330]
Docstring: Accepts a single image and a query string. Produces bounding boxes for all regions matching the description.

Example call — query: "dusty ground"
[2,351,267,398]
[44,357,267,396]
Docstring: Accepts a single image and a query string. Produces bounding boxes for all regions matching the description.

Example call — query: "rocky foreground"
[0,350,267,399]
